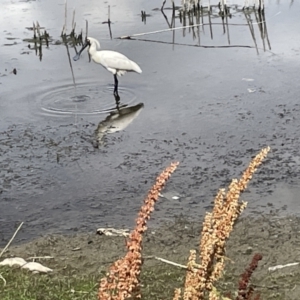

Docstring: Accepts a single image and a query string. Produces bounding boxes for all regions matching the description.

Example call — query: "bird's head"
[73,37,100,61]
[86,37,100,49]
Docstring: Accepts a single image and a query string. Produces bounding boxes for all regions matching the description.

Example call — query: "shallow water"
[1,0,300,244]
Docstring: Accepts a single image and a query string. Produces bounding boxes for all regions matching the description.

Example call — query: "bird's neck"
[88,43,98,56]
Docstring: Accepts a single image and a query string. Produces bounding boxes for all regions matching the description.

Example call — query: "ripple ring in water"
[38,81,137,117]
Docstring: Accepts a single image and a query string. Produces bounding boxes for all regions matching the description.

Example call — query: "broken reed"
[177,0,265,30]
[97,146,270,300]
[25,21,50,61]
[61,1,84,46]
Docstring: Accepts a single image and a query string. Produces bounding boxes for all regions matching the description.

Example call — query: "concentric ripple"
[38,81,137,117]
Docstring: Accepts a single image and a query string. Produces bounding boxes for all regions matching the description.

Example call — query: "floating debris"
[96,228,130,237]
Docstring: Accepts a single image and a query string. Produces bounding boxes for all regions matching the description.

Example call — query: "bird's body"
[73,37,142,96]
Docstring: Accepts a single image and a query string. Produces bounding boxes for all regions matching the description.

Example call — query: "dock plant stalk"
[98,146,270,300]
[98,162,179,300]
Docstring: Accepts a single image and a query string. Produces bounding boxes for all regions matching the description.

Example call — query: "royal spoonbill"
[73,37,142,96]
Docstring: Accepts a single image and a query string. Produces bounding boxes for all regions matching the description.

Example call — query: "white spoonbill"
[73,37,142,96]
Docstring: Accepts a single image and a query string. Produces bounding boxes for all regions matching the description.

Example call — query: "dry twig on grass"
[0,222,24,258]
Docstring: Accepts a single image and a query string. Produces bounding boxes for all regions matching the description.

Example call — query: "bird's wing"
[98,51,142,73]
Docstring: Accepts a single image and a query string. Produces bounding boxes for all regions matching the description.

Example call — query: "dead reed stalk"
[98,162,179,300]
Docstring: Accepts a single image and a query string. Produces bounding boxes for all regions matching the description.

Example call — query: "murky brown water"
[1,0,300,245]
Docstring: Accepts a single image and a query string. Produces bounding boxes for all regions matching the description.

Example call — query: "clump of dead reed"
[98,146,270,300]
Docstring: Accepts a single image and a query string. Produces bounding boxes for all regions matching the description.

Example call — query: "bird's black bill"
[73,42,89,61]
[73,53,81,61]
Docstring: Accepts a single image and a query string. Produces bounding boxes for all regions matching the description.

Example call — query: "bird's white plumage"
[87,37,142,76]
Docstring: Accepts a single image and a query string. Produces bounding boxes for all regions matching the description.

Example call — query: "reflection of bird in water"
[95,102,144,145]
[73,37,142,97]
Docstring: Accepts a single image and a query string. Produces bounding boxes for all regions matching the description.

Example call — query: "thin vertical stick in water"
[85,20,91,61]
[0,222,24,258]
[64,0,67,35]
[72,9,76,32]
[33,21,36,39]
[258,0,262,11]
[65,43,76,86]
[208,2,213,40]
[171,5,175,50]
[36,21,41,38]
[171,0,175,11]
[225,8,230,45]
[107,5,112,39]
[220,3,226,35]
[254,9,265,51]
[85,19,88,40]
[38,42,42,61]
[244,11,259,54]
[261,9,271,50]
[189,13,196,40]
[161,0,175,48]
[200,4,204,33]
[196,8,201,46]
[44,30,49,47]
[182,10,186,37]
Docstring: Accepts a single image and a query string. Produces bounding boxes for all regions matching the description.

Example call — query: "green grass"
[2,262,300,300]
[0,265,186,300]
[0,267,98,300]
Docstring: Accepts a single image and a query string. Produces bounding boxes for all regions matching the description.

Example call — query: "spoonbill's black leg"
[114,93,121,111]
[113,74,119,96]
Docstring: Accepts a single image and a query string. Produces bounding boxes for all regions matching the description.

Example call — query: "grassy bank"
[1,215,300,299]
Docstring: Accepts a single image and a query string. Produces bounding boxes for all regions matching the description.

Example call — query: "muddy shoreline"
[2,214,300,299]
